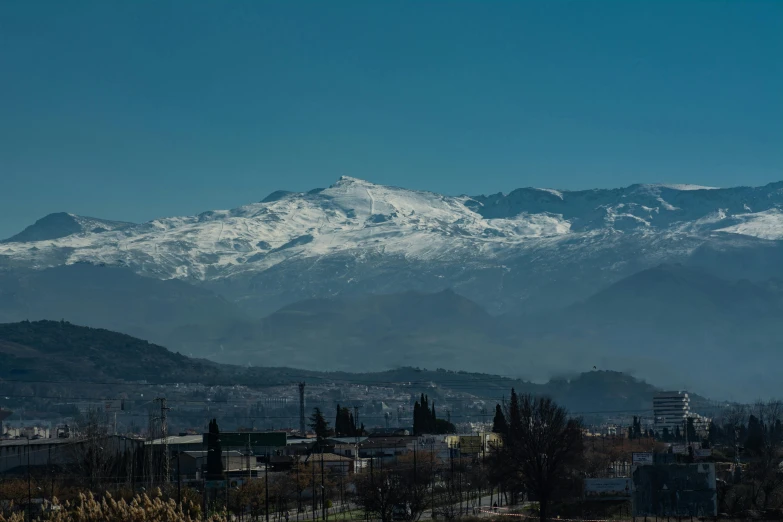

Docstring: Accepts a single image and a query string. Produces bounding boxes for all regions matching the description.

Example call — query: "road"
[423,494,510,519]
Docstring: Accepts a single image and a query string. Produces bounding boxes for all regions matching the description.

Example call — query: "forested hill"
[0,320,675,414]
[0,320,228,384]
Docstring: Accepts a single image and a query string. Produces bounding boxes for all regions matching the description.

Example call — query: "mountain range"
[1,178,782,400]
[2,177,782,315]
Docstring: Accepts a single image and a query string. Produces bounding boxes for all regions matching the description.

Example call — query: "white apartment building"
[653,391,690,433]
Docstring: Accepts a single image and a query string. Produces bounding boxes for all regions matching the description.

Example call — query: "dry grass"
[0,489,228,522]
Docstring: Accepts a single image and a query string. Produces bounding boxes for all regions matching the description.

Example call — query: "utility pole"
[26,438,31,522]
[177,444,182,507]
[735,425,740,464]
[430,441,435,518]
[414,439,418,506]
[147,409,155,487]
[247,434,252,482]
[48,444,53,502]
[299,383,307,436]
[312,453,316,522]
[224,442,229,514]
[297,460,301,522]
[155,398,170,483]
[321,448,326,521]
[340,462,345,520]
[265,450,270,522]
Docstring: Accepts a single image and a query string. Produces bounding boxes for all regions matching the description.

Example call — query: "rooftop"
[306,453,354,463]
[1,434,141,447]
[359,437,416,449]
[182,450,243,458]
[1,437,74,447]
[328,436,368,445]
[147,435,203,446]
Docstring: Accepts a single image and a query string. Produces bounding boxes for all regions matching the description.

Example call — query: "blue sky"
[1,0,781,238]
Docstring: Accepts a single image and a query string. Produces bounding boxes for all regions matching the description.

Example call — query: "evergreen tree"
[707,420,723,446]
[414,394,434,435]
[309,407,330,446]
[413,393,450,435]
[335,404,343,436]
[206,418,223,479]
[508,389,522,444]
[675,425,682,441]
[334,405,355,437]
[434,418,456,434]
[746,414,764,455]
[662,427,670,442]
[633,416,642,438]
[492,404,508,434]
[686,417,697,442]
[627,426,634,440]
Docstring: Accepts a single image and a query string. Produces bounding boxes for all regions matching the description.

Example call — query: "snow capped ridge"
[334,175,370,185]
[533,188,564,199]
[0,177,781,287]
[653,183,719,191]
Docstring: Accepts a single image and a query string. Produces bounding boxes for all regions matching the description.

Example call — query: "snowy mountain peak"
[1,179,781,296]
[1,212,134,244]
[334,175,372,185]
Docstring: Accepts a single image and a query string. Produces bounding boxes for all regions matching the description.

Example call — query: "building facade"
[653,391,690,434]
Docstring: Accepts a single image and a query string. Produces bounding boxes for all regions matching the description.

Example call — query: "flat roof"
[1,438,74,447]
[1,435,141,447]
[183,450,243,458]
[147,435,203,446]
[359,436,416,448]
[328,437,368,444]
[306,453,354,462]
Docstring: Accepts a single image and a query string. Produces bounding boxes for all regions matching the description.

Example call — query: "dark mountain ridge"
[0,320,675,416]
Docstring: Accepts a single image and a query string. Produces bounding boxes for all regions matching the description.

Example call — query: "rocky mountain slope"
[1,177,782,315]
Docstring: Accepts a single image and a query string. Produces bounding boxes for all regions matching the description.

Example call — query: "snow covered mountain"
[2,177,782,314]
[1,212,134,244]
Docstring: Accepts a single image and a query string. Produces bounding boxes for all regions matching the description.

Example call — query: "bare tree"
[747,400,783,511]
[354,462,429,522]
[67,407,118,491]
[498,392,583,522]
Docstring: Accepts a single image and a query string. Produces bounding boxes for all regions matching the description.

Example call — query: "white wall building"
[653,391,691,433]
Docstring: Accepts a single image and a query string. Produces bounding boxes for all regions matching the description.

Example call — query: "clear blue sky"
[1,1,781,238]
